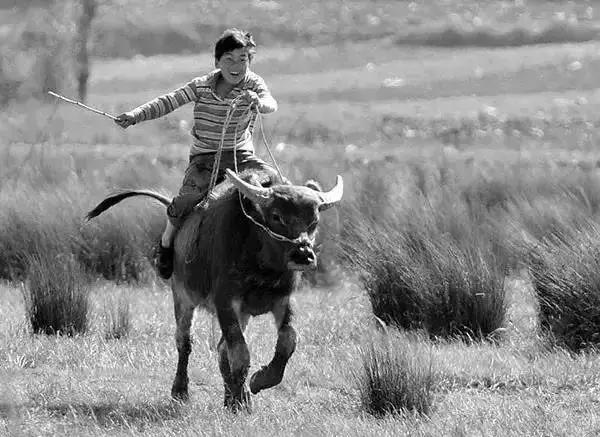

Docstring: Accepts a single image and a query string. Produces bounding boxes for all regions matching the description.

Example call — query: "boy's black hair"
[214,28,256,61]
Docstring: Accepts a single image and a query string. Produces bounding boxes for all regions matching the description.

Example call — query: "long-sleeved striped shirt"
[130,70,277,156]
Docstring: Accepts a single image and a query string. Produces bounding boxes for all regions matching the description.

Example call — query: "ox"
[87,167,343,411]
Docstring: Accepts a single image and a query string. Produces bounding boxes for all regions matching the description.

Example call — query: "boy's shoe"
[155,243,174,280]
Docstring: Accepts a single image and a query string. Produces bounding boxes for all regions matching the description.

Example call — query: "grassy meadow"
[4,0,600,435]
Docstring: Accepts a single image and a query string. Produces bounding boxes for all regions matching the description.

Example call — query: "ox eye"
[271,212,285,225]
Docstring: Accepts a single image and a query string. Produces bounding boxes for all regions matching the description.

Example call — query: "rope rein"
[200,95,313,245]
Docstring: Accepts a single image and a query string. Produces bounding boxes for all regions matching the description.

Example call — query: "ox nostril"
[303,248,315,262]
[291,245,316,265]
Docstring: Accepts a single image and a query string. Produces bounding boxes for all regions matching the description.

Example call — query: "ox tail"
[86,190,171,220]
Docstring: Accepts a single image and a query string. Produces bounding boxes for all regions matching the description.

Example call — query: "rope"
[257,112,284,181]
[198,95,246,208]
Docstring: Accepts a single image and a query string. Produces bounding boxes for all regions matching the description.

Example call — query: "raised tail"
[86,190,172,220]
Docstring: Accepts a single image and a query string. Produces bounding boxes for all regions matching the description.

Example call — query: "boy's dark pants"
[166,150,270,228]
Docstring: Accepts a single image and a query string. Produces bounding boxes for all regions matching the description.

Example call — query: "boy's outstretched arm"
[115,79,198,129]
[252,75,277,114]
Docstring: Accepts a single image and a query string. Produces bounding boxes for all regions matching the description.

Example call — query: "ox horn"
[317,175,344,210]
[226,169,273,205]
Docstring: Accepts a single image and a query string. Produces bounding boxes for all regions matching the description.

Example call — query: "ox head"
[226,169,343,271]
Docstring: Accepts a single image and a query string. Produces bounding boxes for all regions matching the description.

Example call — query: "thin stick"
[47,91,117,120]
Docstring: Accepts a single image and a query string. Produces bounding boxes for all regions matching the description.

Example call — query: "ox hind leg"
[250,297,297,394]
[170,291,195,401]
[217,304,251,412]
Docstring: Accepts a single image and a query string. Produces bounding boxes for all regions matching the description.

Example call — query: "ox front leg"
[250,298,297,394]
[171,292,195,402]
[216,303,251,412]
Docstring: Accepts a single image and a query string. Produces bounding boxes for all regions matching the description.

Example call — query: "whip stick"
[47,91,117,121]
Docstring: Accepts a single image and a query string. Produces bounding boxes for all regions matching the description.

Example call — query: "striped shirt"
[130,70,277,156]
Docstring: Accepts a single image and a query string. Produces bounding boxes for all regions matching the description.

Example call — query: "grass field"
[4,1,600,435]
[3,277,600,436]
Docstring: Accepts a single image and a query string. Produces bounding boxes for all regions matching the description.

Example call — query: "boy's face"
[216,47,251,85]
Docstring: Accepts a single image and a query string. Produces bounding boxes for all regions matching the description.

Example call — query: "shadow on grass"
[0,402,14,418]
[45,399,185,426]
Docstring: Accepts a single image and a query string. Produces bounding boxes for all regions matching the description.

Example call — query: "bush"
[343,165,508,340]
[78,208,163,283]
[346,221,507,339]
[357,333,435,417]
[0,150,165,283]
[527,221,600,351]
[23,251,90,336]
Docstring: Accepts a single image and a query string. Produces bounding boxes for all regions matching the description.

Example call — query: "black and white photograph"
[2,1,600,435]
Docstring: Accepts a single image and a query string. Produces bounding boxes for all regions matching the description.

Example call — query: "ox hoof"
[171,388,189,402]
[171,380,189,402]
[250,365,284,394]
[224,384,252,413]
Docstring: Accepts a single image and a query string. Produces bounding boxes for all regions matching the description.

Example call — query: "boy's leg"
[156,218,177,279]
[230,152,278,183]
[156,156,212,279]
[161,220,177,248]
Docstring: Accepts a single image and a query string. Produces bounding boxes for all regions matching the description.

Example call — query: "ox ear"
[226,169,273,206]
[317,175,344,211]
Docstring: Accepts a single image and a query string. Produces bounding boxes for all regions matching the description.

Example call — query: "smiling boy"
[115,29,278,279]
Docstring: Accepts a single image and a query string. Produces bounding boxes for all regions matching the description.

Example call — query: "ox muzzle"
[287,242,317,271]
[287,233,317,271]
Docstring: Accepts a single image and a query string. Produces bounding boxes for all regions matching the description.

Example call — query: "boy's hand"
[240,90,260,107]
[115,112,136,129]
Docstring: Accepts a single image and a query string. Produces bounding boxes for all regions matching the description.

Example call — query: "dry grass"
[3,279,600,436]
[23,251,90,336]
[357,332,435,417]
[102,289,132,340]
[526,221,600,351]
[342,161,509,340]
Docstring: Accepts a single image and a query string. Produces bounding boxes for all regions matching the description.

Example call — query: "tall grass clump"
[102,290,132,340]
[356,333,435,417]
[526,221,600,352]
[342,160,508,340]
[0,147,168,282]
[78,207,163,283]
[23,251,90,336]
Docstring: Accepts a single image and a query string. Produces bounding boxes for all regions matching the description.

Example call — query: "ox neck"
[255,236,288,272]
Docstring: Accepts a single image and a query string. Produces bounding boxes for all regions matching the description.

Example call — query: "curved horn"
[226,169,273,206]
[318,175,344,210]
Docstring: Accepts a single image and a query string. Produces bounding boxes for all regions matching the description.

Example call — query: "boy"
[115,29,278,279]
